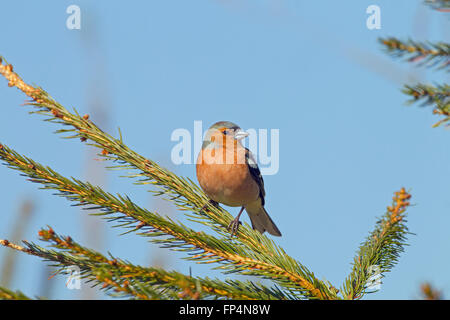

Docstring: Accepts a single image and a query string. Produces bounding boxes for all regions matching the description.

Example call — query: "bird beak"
[234,130,249,141]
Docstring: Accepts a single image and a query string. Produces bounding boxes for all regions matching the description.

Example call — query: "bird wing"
[245,147,265,206]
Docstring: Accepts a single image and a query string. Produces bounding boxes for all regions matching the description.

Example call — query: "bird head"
[202,121,249,149]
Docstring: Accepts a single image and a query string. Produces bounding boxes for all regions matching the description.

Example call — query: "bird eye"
[222,129,228,135]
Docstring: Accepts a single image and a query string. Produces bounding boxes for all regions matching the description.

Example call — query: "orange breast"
[196,147,260,207]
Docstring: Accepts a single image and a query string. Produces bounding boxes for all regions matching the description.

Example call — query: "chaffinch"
[196,121,282,237]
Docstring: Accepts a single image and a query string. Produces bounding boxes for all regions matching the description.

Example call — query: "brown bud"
[51,109,62,118]
[109,259,118,266]
[136,222,146,229]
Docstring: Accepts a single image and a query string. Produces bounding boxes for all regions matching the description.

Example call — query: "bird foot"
[200,199,219,212]
[227,218,242,237]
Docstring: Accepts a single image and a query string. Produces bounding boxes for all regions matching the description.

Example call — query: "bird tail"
[245,201,282,236]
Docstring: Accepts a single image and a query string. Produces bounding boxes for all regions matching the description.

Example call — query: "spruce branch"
[341,188,412,300]
[378,36,449,127]
[424,0,450,11]
[0,57,338,300]
[403,83,450,127]
[2,228,285,300]
[0,238,168,300]
[0,286,33,300]
[0,142,335,299]
[379,38,450,71]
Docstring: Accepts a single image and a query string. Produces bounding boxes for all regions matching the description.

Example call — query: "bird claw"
[227,218,242,237]
[200,199,219,212]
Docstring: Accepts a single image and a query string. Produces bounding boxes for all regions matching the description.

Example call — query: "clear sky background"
[0,0,449,300]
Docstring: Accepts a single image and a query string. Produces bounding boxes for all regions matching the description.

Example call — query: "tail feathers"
[245,201,281,237]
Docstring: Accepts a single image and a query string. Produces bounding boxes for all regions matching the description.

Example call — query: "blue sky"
[0,0,449,299]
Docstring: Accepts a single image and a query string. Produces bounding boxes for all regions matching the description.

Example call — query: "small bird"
[196,121,281,237]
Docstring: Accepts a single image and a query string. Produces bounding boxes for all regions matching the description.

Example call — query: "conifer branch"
[341,188,412,300]
[0,142,335,299]
[424,0,450,11]
[379,38,450,71]
[378,37,449,127]
[403,83,450,127]
[2,229,286,300]
[0,285,33,300]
